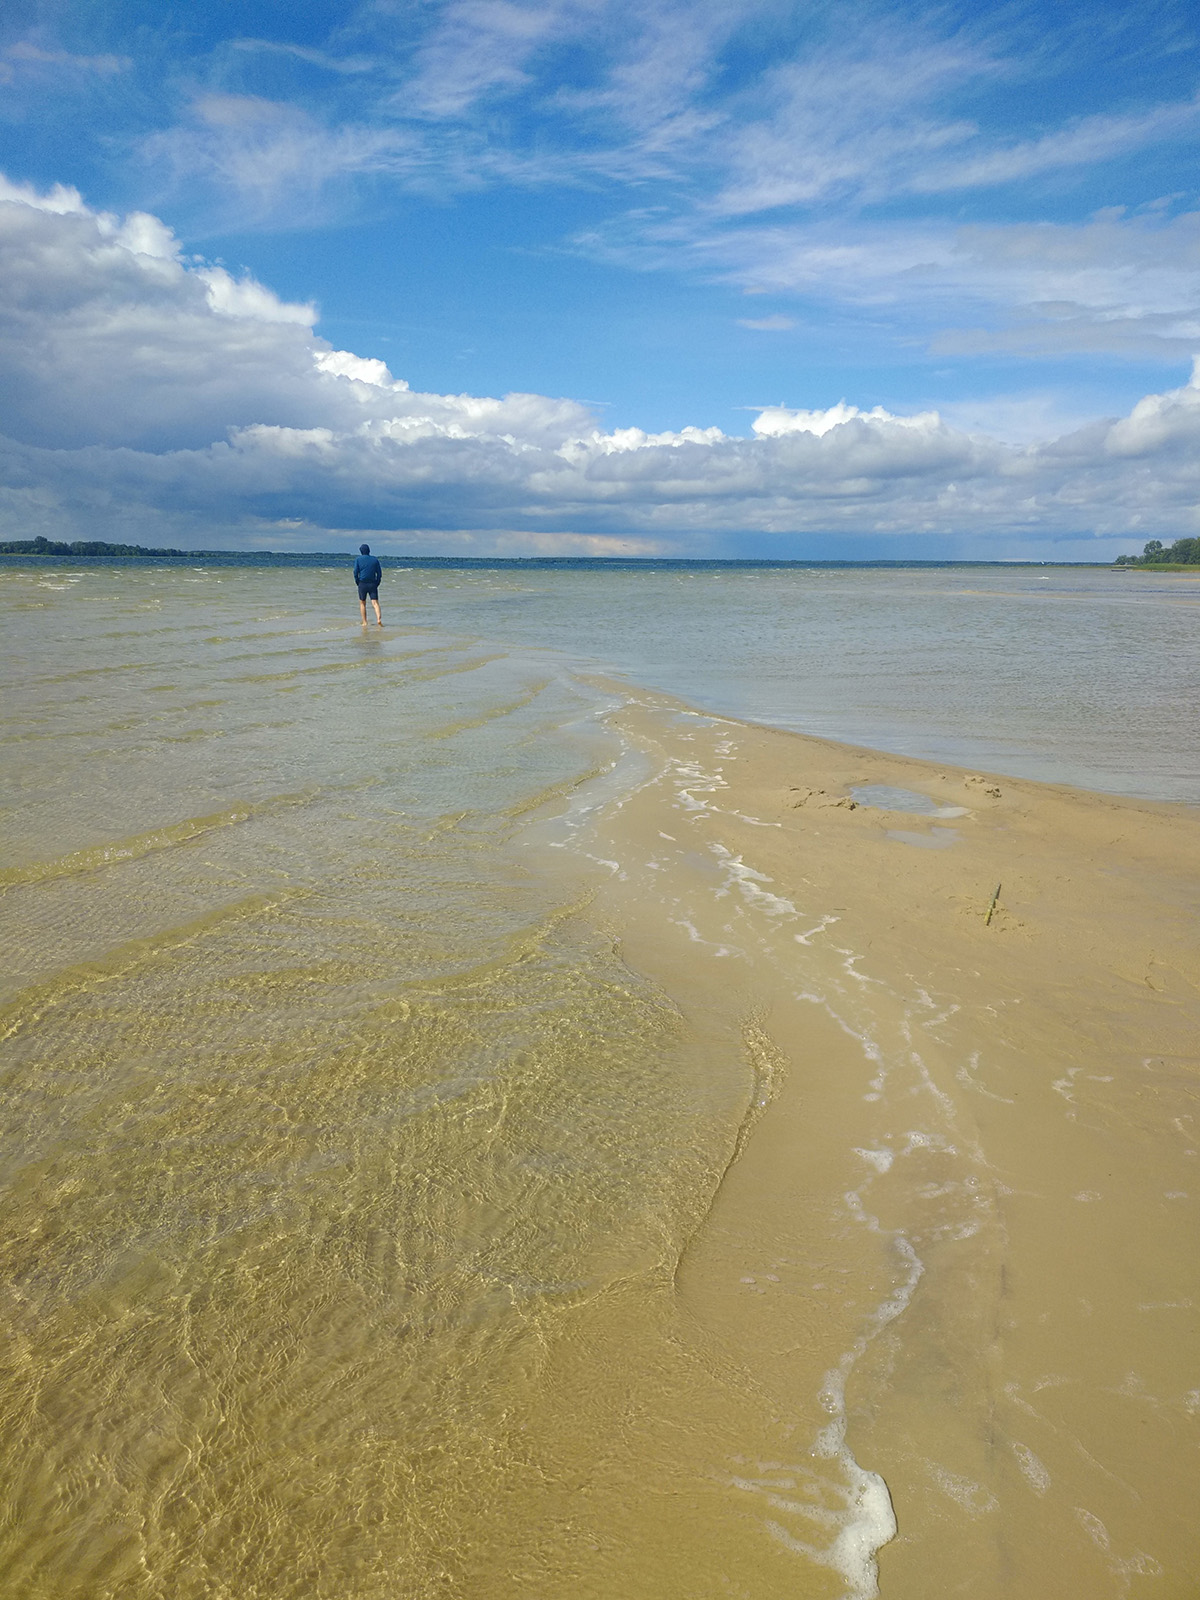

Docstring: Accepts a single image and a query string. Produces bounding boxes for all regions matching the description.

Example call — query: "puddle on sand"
[852,784,967,819]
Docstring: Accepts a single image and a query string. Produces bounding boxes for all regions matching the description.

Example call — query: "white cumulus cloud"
[1,178,1198,556]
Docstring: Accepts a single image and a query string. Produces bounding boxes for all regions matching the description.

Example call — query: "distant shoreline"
[0,549,1133,570]
[1113,563,1200,573]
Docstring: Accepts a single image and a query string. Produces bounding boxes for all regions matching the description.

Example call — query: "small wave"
[0,790,319,891]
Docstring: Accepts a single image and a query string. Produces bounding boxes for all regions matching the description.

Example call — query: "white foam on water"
[854,1147,895,1174]
[669,756,728,813]
[789,1226,923,1597]
[669,843,932,1594]
[1076,1507,1110,1550]
[836,951,890,990]
[910,991,958,1028]
[956,1050,1015,1104]
[1076,1508,1165,1585]
[793,991,886,1073]
[737,1134,925,1596]
[927,1464,999,1516]
[709,842,800,918]
[898,1129,952,1155]
[1012,1442,1051,1495]
[904,1042,960,1122]
[1052,1065,1082,1103]
[538,712,660,850]
[671,918,739,958]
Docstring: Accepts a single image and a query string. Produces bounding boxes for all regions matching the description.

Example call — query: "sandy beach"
[551,686,1200,1598]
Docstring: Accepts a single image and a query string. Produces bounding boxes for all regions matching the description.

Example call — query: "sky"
[1,0,1199,558]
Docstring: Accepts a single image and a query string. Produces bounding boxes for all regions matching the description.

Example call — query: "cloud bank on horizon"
[1,0,1199,558]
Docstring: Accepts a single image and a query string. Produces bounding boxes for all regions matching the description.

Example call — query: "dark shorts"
[357,582,379,601]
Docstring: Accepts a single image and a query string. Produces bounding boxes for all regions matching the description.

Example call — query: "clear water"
[0,567,752,1598]
[381,563,1198,802]
[850,786,943,813]
[10,561,1198,802]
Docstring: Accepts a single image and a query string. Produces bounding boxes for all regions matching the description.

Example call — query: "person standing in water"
[353,543,383,627]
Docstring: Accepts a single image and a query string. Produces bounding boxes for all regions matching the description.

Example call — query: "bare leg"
[359,597,368,626]
[372,596,383,626]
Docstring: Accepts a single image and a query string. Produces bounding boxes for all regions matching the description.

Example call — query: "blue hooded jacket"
[354,552,382,586]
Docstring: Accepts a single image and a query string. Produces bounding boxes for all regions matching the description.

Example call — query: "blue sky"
[1,0,1199,556]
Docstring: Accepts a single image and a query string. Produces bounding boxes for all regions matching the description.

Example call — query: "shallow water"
[849,786,959,815]
[2,570,768,1598]
[0,563,1196,1598]
[378,562,1200,804]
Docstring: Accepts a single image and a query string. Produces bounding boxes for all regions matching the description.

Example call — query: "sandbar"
[569,685,1199,1598]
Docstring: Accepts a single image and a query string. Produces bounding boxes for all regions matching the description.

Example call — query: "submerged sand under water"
[0,566,1197,1599]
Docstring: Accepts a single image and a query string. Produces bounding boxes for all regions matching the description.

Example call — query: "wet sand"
[569,686,1200,1598]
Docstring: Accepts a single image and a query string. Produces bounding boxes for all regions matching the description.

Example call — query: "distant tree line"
[0,535,189,557]
[1114,538,1200,566]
